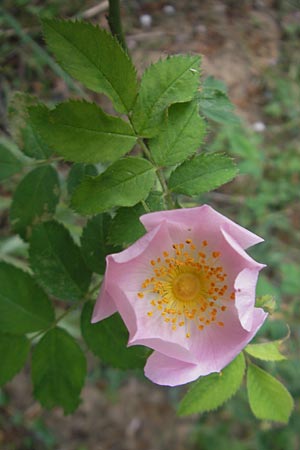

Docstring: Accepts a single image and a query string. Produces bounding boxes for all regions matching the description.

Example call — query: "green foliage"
[198,76,239,124]
[148,101,206,166]
[245,341,286,361]
[10,165,60,239]
[132,55,201,137]
[81,302,150,370]
[280,263,300,296]
[0,333,30,386]
[178,353,245,415]
[0,261,54,334]
[67,163,98,197]
[29,101,137,164]
[169,153,237,195]
[247,363,294,423]
[0,143,22,180]
[72,157,156,215]
[29,220,91,301]
[42,19,138,113]
[32,327,87,414]
[80,214,116,274]
[8,92,52,159]
[108,192,164,247]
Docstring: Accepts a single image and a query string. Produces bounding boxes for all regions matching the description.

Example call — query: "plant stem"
[137,137,175,209]
[107,0,128,52]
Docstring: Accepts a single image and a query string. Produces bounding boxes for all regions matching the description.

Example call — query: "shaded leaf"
[29,101,137,164]
[247,363,293,423]
[169,153,237,196]
[29,220,91,301]
[132,55,201,137]
[0,262,54,335]
[10,165,60,240]
[0,333,30,386]
[81,214,116,274]
[0,144,22,180]
[67,163,98,196]
[72,157,155,215]
[42,19,138,113]
[32,327,86,414]
[81,302,150,370]
[108,192,164,247]
[178,353,245,416]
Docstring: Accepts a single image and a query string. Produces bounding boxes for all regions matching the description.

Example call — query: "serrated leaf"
[247,363,293,423]
[32,327,86,414]
[10,165,60,240]
[29,101,137,164]
[148,101,206,166]
[108,192,164,247]
[169,153,237,196]
[42,19,138,113]
[0,333,30,386]
[0,144,22,180]
[8,92,52,159]
[81,302,150,370]
[245,341,286,361]
[132,55,201,137]
[72,157,156,215]
[80,214,116,274]
[199,76,239,124]
[178,353,245,416]
[29,220,91,301]
[67,163,98,196]
[0,262,54,334]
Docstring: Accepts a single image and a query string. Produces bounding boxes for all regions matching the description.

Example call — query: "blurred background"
[0,0,300,449]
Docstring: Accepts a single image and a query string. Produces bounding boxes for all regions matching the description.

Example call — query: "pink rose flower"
[92,205,267,386]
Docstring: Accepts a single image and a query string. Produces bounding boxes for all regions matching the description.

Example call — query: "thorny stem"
[29,281,102,342]
[107,0,128,52]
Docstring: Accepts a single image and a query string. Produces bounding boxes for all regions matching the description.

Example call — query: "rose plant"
[0,6,293,423]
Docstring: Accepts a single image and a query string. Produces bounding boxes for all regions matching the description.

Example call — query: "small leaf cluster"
[0,18,293,422]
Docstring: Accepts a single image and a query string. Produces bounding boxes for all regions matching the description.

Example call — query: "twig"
[81,1,109,18]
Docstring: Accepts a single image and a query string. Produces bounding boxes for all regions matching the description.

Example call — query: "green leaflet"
[132,55,201,137]
[199,76,239,124]
[42,19,138,113]
[148,101,206,166]
[169,153,237,196]
[29,220,91,301]
[245,341,286,361]
[178,353,245,416]
[247,363,293,423]
[0,262,54,335]
[81,302,150,370]
[72,157,156,215]
[0,333,30,386]
[32,327,87,414]
[0,144,22,180]
[29,101,137,164]
[67,163,98,197]
[10,165,60,240]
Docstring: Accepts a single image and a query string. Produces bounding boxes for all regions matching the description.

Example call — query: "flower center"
[172,272,201,302]
[137,238,235,338]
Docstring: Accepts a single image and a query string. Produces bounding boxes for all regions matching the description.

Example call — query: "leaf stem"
[29,281,102,343]
[137,137,175,209]
[107,0,128,52]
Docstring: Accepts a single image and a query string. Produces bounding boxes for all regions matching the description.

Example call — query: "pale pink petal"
[144,351,207,386]
[91,285,117,322]
[234,268,262,331]
[140,204,263,250]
